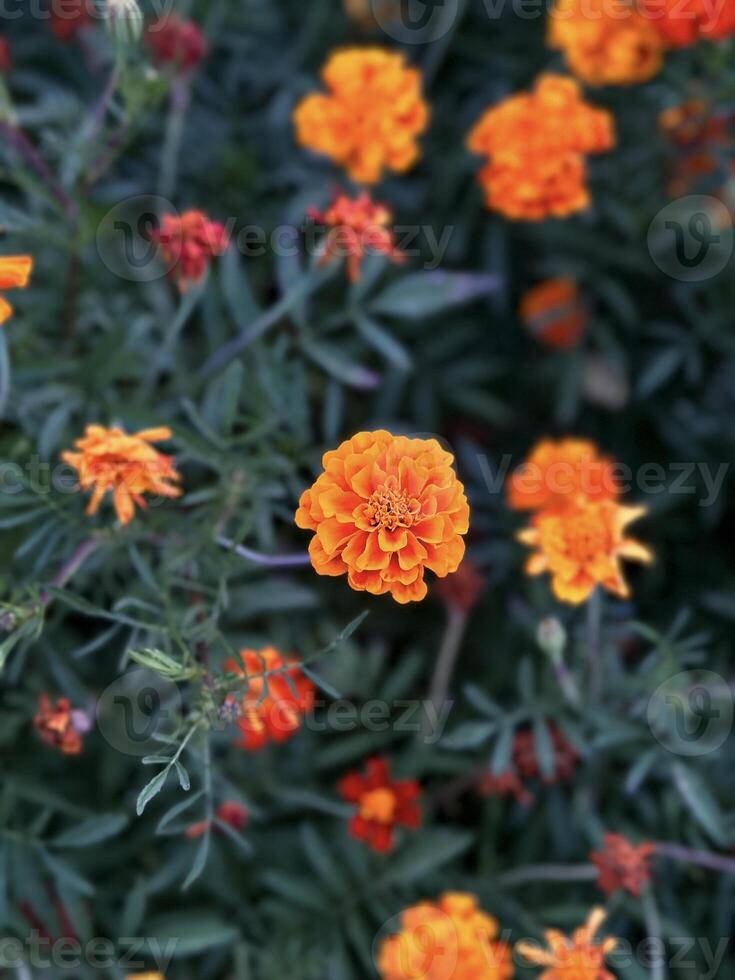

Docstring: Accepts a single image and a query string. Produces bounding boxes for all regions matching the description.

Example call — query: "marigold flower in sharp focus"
[507,438,620,514]
[467,75,615,221]
[640,0,735,46]
[294,431,470,604]
[549,0,664,86]
[223,647,315,751]
[520,278,588,350]
[49,0,93,41]
[293,48,429,184]
[339,757,421,853]
[518,499,653,604]
[145,15,208,70]
[591,833,655,897]
[516,907,617,980]
[151,211,228,292]
[62,425,182,526]
[33,695,86,755]
[0,255,33,325]
[378,892,514,980]
[308,192,404,283]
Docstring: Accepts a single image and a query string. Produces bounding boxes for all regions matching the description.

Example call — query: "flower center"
[359,787,397,824]
[366,484,420,531]
[563,513,610,563]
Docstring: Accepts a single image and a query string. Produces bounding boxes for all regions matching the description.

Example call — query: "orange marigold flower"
[49,0,92,41]
[591,833,656,897]
[62,425,182,527]
[378,892,514,980]
[549,0,664,86]
[293,48,429,184]
[223,647,315,752]
[507,438,620,514]
[145,15,207,70]
[516,907,617,980]
[640,0,735,46]
[151,210,228,292]
[0,38,11,72]
[518,499,653,604]
[308,191,404,282]
[33,694,87,755]
[520,278,588,350]
[0,255,33,326]
[339,757,421,853]
[186,801,249,839]
[467,75,614,221]
[295,430,469,604]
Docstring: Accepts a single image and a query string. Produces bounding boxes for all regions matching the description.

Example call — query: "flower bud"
[105,0,144,46]
[536,617,567,660]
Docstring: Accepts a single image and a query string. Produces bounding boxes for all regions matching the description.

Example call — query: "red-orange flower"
[49,0,92,41]
[186,801,249,839]
[477,770,535,807]
[640,0,735,46]
[293,48,429,184]
[0,38,11,72]
[591,833,655,897]
[0,255,33,325]
[339,757,421,853]
[308,192,404,282]
[145,15,207,70]
[434,559,485,613]
[151,210,228,292]
[516,907,617,980]
[62,425,182,526]
[224,647,315,751]
[520,279,588,350]
[295,431,469,604]
[33,695,87,755]
[467,75,614,220]
[507,438,620,514]
[513,725,579,784]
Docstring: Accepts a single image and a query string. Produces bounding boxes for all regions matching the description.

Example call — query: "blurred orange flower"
[293,48,429,184]
[640,0,735,46]
[224,647,315,751]
[0,255,33,325]
[62,425,181,526]
[152,210,228,292]
[591,833,655,896]
[520,278,588,350]
[295,431,469,604]
[34,694,85,755]
[145,15,207,70]
[378,892,514,980]
[339,757,421,853]
[516,907,617,980]
[308,192,404,282]
[549,0,664,86]
[467,75,614,220]
[507,438,620,513]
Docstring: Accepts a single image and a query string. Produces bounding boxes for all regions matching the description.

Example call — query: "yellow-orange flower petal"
[507,438,620,513]
[516,907,617,979]
[0,255,33,324]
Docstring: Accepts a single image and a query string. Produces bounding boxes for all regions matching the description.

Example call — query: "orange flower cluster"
[145,15,208,71]
[519,278,588,350]
[640,0,735,46]
[295,430,469,604]
[0,38,11,72]
[467,75,615,220]
[49,0,92,41]
[308,192,404,282]
[549,0,664,86]
[660,100,735,199]
[516,907,617,980]
[186,801,249,839]
[507,438,619,513]
[224,647,315,751]
[378,892,514,980]
[339,757,421,853]
[151,210,228,292]
[591,832,655,896]
[62,425,182,526]
[293,48,429,184]
[0,255,33,325]
[34,694,87,755]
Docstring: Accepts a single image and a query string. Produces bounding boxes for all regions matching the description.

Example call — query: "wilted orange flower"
[49,0,92,41]
[223,647,315,751]
[467,75,614,220]
[308,192,404,282]
[151,210,228,292]
[516,907,617,980]
[507,438,619,513]
[293,48,429,184]
[520,278,588,350]
[295,431,469,604]
[549,0,664,86]
[518,499,652,604]
[640,0,735,46]
[34,694,87,755]
[591,833,655,896]
[145,15,207,70]
[0,255,33,325]
[186,801,249,839]
[0,38,11,72]
[339,757,421,853]
[62,425,182,526]
[378,892,514,980]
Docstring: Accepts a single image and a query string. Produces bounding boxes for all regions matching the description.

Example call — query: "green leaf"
[442,720,496,750]
[52,813,128,848]
[378,830,473,887]
[369,271,499,320]
[300,338,380,391]
[136,768,171,816]
[672,762,729,847]
[144,911,239,957]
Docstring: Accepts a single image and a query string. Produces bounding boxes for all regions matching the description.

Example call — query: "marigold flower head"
[467,74,614,220]
[520,278,588,350]
[308,191,404,282]
[49,0,93,41]
[0,255,33,325]
[62,425,182,527]
[295,430,469,604]
[34,694,87,755]
[378,892,514,980]
[516,907,617,980]
[513,724,579,784]
[591,833,655,897]
[519,499,653,604]
[640,0,735,46]
[145,14,207,70]
[0,38,11,72]
[186,801,249,839]
[339,757,421,853]
[507,438,620,513]
[223,647,315,752]
[293,47,429,184]
[151,210,228,292]
[549,0,664,86]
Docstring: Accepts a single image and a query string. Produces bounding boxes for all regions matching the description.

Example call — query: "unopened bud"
[105,0,144,45]
[536,617,567,660]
